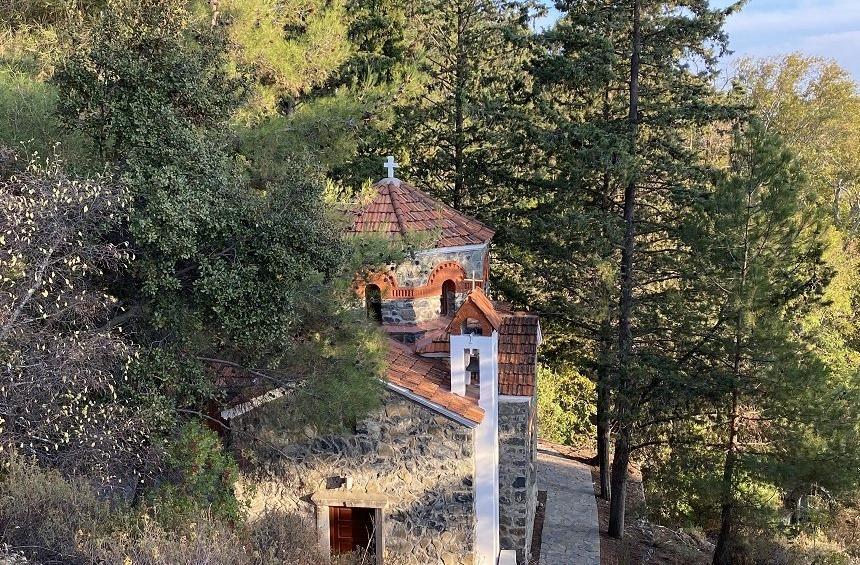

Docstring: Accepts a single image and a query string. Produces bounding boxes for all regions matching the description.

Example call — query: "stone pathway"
[537,446,601,565]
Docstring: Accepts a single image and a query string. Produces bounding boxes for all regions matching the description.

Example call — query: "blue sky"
[536,1,860,81]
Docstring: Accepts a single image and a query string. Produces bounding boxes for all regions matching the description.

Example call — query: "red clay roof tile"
[350,178,494,248]
[497,312,540,397]
[385,340,483,424]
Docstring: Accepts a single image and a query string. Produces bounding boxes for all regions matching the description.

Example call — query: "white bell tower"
[450,330,500,564]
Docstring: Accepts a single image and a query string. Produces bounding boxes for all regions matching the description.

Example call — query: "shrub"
[537,364,596,446]
[0,454,328,564]
[0,454,119,563]
[87,515,246,565]
[148,421,244,529]
[247,510,327,564]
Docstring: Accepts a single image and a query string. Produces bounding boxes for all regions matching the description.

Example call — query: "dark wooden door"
[329,506,374,555]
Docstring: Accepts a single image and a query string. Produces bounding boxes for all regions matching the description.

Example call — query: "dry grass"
[0,455,337,565]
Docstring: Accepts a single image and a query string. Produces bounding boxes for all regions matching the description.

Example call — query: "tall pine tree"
[679,122,830,563]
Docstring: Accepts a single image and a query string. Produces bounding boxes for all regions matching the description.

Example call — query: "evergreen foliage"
[390,0,538,221]
[52,0,384,436]
[149,421,243,528]
[2,0,860,561]
[680,122,831,562]
[537,364,596,446]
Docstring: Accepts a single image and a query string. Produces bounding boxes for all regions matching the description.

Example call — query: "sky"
[536,0,860,82]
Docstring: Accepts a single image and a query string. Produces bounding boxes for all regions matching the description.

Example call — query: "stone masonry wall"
[379,245,489,325]
[232,392,476,565]
[498,398,537,563]
[394,246,487,288]
[382,296,440,325]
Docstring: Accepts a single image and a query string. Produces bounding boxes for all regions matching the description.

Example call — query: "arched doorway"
[365,284,382,322]
[440,279,456,316]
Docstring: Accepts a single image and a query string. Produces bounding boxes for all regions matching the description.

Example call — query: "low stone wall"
[232,392,477,565]
[498,398,537,562]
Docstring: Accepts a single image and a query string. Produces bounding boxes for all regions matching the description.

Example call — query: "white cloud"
[725,0,860,34]
[722,0,860,80]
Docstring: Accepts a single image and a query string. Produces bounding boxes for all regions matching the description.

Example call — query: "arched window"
[441,279,456,316]
[365,284,382,322]
[465,350,480,384]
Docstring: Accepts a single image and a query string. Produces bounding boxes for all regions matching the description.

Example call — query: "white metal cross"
[464,270,483,291]
[383,155,399,178]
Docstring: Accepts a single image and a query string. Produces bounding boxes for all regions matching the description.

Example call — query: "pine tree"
[603,0,740,537]
[516,0,630,500]
[523,0,740,534]
[678,122,830,563]
[390,0,538,222]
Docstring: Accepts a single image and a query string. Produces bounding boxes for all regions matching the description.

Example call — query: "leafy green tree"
[53,0,384,432]
[735,55,860,233]
[0,1,100,164]
[537,365,596,446]
[220,0,419,189]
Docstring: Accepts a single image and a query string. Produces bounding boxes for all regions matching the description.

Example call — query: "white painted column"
[450,346,468,396]
[452,331,500,564]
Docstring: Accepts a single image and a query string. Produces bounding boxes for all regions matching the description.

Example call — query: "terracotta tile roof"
[415,328,450,355]
[436,291,540,397]
[385,340,483,424]
[498,313,540,396]
[350,178,494,248]
[465,287,503,329]
[447,287,503,335]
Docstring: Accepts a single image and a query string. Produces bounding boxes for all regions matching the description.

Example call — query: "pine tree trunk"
[714,173,753,564]
[453,1,466,210]
[597,375,612,500]
[713,389,739,565]
[608,423,631,537]
[608,0,641,539]
[597,319,612,500]
[597,85,614,502]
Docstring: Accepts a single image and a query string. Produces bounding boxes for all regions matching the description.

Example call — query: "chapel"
[222,158,542,565]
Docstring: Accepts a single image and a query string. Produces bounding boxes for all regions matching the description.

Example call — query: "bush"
[0,453,116,563]
[148,421,244,528]
[247,510,327,564]
[0,453,328,564]
[87,515,246,565]
[537,364,596,446]
[745,532,853,565]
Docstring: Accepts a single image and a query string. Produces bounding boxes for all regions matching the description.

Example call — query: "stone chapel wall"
[232,392,477,565]
[380,245,488,325]
[498,398,538,562]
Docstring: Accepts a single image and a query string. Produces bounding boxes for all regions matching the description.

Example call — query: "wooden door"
[329,506,374,555]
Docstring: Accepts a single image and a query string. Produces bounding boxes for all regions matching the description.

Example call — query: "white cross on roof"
[464,270,483,291]
[383,155,398,178]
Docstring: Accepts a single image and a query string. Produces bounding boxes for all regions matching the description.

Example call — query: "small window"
[365,284,382,322]
[441,279,456,316]
[462,317,483,336]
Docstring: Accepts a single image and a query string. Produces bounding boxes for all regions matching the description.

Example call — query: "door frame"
[312,490,387,565]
